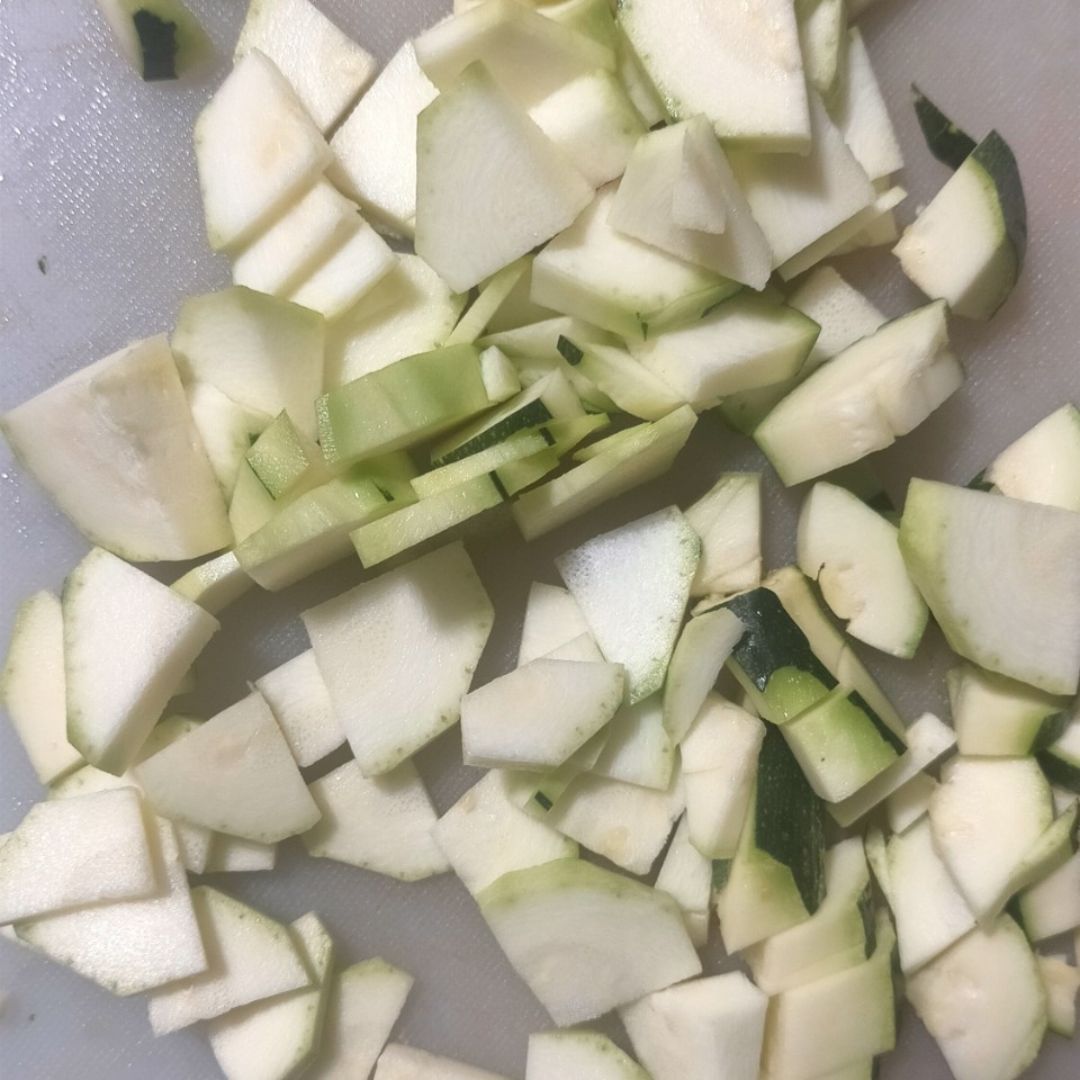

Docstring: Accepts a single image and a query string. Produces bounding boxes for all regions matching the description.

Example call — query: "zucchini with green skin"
[477,858,702,1025]
[719,724,826,952]
[911,84,977,169]
[185,381,271,499]
[432,369,584,465]
[899,479,1080,696]
[1038,705,1080,793]
[97,0,210,81]
[318,345,493,465]
[717,586,904,800]
[895,91,1026,320]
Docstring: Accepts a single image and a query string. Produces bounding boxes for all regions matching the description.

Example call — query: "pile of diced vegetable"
[1,0,1078,1077]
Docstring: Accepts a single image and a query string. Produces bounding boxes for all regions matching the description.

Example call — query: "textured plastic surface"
[0,0,1078,1077]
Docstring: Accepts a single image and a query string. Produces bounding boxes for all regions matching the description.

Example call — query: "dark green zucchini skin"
[715,586,905,753]
[912,84,976,168]
[134,9,179,80]
[754,723,826,914]
[1038,747,1080,794]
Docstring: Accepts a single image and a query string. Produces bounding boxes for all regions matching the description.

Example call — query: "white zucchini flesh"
[756,301,962,486]
[906,916,1048,1080]
[680,695,764,859]
[929,757,1053,920]
[479,344,521,400]
[2,335,230,562]
[512,406,698,540]
[728,93,874,268]
[1018,848,1080,942]
[434,770,576,896]
[254,649,344,768]
[830,28,903,182]
[618,0,809,152]
[235,0,375,132]
[414,65,593,293]
[528,70,645,188]
[194,51,330,252]
[63,548,219,775]
[1037,954,1079,1037]
[209,912,334,1080]
[634,293,819,406]
[374,1044,510,1080]
[172,285,325,438]
[786,265,887,375]
[326,254,465,386]
[147,886,311,1034]
[671,114,730,234]
[609,118,773,289]
[776,183,907,282]
[556,505,700,703]
[477,858,702,1025]
[0,788,154,924]
[893,131,1024,320]
[828,711,956,828]
[591,694,676,791]
[204,834,277,874]
[313,959,413,1080]
[517,582,591,665]
[563,341,686,422]
[461,659,624,770]
[744,838,872,995]
[886,771,937,834]
[886,817,976,974]
[760,913,896,1080]
[302,543,494,776]
[303,759,448,882]
[231,178,360,298]
[543,633,606,664]
[664,608,745,744]
[949,662,1068,757]
[684,472,762,600]
[621,972,768,1080]
[415,0,612,107]
[288,217,396,322]
[797,0,846,97]
[411,434,547,498]
[447,264,530,347]
[349,475,503,569]
[526,1029,648,1080]
[983,402,1080,512]
[135,692,320,844]
[0,591,81,785]
[185,380,272,499]
[797,481,928,658]
[530,185,737,342]
[900,480,1080,695]
[329,42,438,237]
[12,817,206,995]
[654,815,712,946]
[545,767,684,875]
